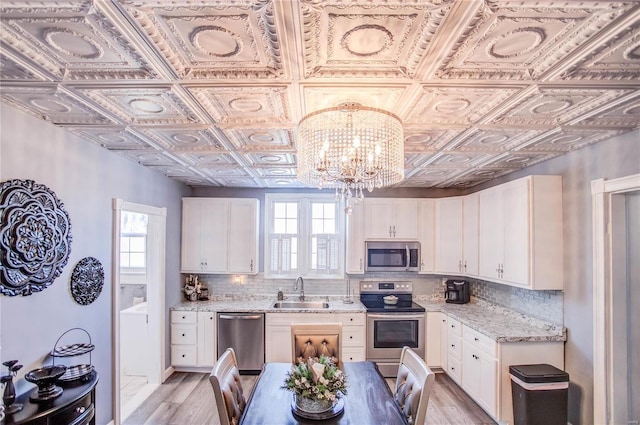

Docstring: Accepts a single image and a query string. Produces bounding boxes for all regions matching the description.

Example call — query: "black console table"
[5,372,98,425]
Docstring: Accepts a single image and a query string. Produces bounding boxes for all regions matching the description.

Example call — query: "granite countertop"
[171,296,366,314]
[415,298,566,343]
[171,296,565,343]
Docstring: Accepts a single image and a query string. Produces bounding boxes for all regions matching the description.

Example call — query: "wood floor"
[123,371,496,425]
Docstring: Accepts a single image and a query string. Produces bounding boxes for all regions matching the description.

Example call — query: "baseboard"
[162,366,175,382]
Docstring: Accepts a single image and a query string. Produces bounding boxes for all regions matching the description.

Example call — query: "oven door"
[366,313,425,377]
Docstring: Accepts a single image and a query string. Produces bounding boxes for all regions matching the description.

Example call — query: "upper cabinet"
[181,197,260,275]
[345,201,365,274]
[478,175,563,290]
[434,197,464,274]
[462,193,479,277]
[417,200,435,273]
[363,198,418,239]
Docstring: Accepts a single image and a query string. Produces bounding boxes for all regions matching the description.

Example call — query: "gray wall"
[0,104,190,425]
[475,129,640,425]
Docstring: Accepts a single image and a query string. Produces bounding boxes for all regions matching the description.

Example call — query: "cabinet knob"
[359,258,363,270]
[250,259,254,272]
[182,316,186,319]
[451,344,455,348]
[451,366,455,371]
[182,354,186,358]
[182,333,186,337]
[350,336,353,339]
[75,406,86,414]
[474,337,479,341]
[350,318,354,322]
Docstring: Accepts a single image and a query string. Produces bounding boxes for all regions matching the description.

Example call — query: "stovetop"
[359,281,426,314]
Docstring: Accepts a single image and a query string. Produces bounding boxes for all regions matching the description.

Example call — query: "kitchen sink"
[272,301,330,309]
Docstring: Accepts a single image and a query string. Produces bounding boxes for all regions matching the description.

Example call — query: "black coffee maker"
[444,280,470,304]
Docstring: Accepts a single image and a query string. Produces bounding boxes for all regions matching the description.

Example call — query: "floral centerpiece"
[282,356,348,413]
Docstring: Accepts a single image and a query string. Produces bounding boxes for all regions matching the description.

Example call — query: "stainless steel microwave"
[365,241,420,272]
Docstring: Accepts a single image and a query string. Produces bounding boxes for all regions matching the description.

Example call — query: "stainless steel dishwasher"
[217,312,265,374]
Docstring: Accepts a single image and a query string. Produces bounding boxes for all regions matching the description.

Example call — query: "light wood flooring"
[123,370,496,425]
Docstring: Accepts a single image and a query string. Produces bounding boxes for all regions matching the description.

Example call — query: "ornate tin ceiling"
[1,0,639,189]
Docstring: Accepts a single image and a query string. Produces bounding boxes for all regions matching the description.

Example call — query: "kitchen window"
[265,194,344,278]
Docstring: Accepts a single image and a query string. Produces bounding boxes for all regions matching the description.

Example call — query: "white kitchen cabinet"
[265,313,366,363]
[418,200,436,273]
[435,197,464,274]
[462,193,479,276]
[345,201,365,274]
[478,175,563,289]
[425,311,442,367]
[462,325,498,417]
[181,197,260,275]
[446,316,462,384]
[439,314,448,372]
[363,198,418,239]
[171,310,217,368]
[227,199,259,274]
[197,311,216,367]
[181,198,228,273]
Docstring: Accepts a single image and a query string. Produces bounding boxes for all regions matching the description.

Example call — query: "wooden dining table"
[239,361,409,425]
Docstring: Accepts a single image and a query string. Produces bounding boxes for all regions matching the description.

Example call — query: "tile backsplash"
[193,273,563,325]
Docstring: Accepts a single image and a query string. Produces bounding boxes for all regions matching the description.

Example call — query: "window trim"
[264,193,345,279]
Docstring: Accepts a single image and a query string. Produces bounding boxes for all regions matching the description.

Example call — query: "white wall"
[0,103,190,424]
[475,129,640,425]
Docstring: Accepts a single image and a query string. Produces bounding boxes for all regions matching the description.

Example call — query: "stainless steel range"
[360,281,425,377]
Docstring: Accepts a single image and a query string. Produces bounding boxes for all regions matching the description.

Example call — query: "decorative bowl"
[383,295,398,305]
[24,365,67,401]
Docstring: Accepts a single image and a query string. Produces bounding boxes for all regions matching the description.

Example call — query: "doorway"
[592,174,640,425]
[112,200,167,424]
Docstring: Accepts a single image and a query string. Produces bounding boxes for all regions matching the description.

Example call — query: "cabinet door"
[502,179,530,285]
[479,354,498,417]
[439,315,448,371]
[392,199,418,239]
[346,202,365,274]
[200,199,229,272]
[181,199,205,272]
[265,326,292,362]
[463,193,479,276]
[228,199,259,274]
[418,200,435,273]
[462,343,480,397]
[479,187,503,280]
[363,199,394,238]
[197,312,216,366]
[425,312,441,367]
[435,197,464,274]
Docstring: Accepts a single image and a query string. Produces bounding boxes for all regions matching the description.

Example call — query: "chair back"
[210,348,246,425]
[394,346,436,425]
[291,323,342,366]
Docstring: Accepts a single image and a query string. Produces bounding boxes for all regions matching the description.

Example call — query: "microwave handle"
[406,245,410,271]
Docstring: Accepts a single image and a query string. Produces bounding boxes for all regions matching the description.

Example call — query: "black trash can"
[510,364,569,425]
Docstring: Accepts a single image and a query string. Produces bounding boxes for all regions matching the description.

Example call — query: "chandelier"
[296,102,404,213]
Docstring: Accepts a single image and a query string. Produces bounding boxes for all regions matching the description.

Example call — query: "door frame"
[591,173,640,424]
[112,199,167,425]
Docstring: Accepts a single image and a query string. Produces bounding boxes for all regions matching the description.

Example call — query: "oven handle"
[367,313,424,320]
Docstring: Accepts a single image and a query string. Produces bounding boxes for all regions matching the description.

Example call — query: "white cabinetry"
[462,193,479,276]
[181,198,259,275]
[265,313,366,363]
[418,200,435,273]
[345,202,365,274]
[439,314,448,372]
[363,199,418,239]
[479,175,563,289]
[171,311,217,368]
[425,311,441,367]
[435,197,464,274]
[461,325,497,417]
[446,316,462,383]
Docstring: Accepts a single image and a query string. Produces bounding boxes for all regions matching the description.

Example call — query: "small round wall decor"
[0,179,72,296]
[70,257,104,305]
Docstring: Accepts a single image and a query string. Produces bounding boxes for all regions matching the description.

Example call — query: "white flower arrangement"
[282,356,348,402]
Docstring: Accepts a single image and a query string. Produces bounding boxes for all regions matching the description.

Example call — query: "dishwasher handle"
[218,314,262,320]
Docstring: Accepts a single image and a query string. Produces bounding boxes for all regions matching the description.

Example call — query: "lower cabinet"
[265,313,365,363]
[171,310,216,368]
[425,311,441,367]
[437,313,564,425]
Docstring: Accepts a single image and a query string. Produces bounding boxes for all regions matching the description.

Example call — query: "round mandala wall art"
[70,257,104,305]
[0,179,72,296]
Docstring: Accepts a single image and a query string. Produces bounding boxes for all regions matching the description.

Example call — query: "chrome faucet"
[294,276,305,301]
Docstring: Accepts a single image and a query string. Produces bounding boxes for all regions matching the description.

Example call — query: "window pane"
[286,203,297,218]
[130,236,145,252]
[274,202,286,218]
[120,237,130,251]
[285,218,297,234]
[130,253,145,268]
[274,218,286,233]
[120,253,129,267]
[312,218,323,234]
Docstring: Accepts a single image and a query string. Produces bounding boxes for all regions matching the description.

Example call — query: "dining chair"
[291,323,342,365]
[209,348,246,425]
[394,346,436,425]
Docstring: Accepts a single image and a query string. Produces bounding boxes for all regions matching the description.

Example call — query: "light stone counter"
[415,298,566,343]
[171,296,366,314]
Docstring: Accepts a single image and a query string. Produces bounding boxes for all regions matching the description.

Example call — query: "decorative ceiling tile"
[516,127,629,153]
[0,85,113,125]
[135,127,226,151]
[114,149,176,166]
[423,151,493,168]
[78,86,203,125]
[451,127,545,152]
[254,166,297,178]
[481,151,563,169]
[224,128,294,151]
[189,85,291,126]
[213,177,261,188]
[298,1,450,78]
[403,128,461,153]
[573,92,640,128]
[0,1,158,80]
[435,0,636,80]
[491,87,633,127]
[261,177,307,188]
[301,85,406,117]
[64,126,157,150]
[119,0,282,79]
[172,152,238,168]
[405,86,519,126]
[0,51,47,81]
[244,152,295,167]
